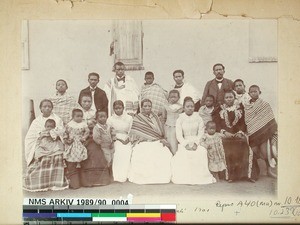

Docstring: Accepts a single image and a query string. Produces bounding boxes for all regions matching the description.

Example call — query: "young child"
[198,95,215,126]
[163,89,183,155]
[80,94,96,124]
[35,119,64,160]
[93,111,116,173]
[245,85,278,178]
[63,108,90,189]
[200,121,226,182]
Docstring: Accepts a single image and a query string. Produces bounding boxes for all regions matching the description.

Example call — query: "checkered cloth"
[23,154,68,192]
[49,92,81,125]
[140,83,168,116]
[64,121,89,162]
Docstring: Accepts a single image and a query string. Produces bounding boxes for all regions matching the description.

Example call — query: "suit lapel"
[211,80,219,93]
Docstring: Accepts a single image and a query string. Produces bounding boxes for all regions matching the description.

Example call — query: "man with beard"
[201,63,233,106]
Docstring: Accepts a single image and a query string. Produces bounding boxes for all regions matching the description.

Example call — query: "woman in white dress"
[128,99,173,184]
[107,100,133,182]
[171,97,216,185]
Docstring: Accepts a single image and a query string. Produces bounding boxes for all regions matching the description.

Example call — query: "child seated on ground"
[199,95,215,126]
[35,119,64,160]
[200,121,227,182]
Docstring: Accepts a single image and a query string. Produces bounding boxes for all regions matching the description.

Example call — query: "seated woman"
[80,119,112,187]
[213,90,259,182]
[128,99,173,184]
[171,97,216,185]
[23,99,68,192]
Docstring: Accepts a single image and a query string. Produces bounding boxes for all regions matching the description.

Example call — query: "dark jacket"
[78,87,108,114]
[201,78,233,106]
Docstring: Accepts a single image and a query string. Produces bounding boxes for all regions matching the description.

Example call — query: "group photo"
[22,19,278,199]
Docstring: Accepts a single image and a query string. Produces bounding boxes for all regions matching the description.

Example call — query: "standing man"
[78,72,108,114]
[104,62,139,116]
[201,63,233,106]
[172,69,201,111]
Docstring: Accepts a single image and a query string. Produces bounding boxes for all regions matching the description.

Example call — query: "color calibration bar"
[23,204,176,223]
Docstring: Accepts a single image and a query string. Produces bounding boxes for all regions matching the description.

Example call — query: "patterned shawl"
[244,98,276,136]
[130,112,164,142]
[140,83,168,116]
[49,92,81,125]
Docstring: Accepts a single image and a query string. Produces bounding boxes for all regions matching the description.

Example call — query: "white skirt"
[171,144,216,185]
[112,141,132,182]
[128,141,172,184]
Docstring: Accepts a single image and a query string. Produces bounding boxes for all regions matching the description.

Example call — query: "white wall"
[22,19,278,130]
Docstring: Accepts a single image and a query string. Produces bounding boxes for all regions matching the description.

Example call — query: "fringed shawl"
[130,112,164,142]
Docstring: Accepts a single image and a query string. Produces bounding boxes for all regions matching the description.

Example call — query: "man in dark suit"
[201,63,234,106]
[78,72,108,114]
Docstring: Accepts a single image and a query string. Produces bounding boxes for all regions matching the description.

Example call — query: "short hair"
[213,63,225,71]
[233,79,245,87]
[249,85,261,91]
[113,62,125,69]
[168,89,180,98]
[80,94,92,105]
[80,94,92,100]
[95,110,107,120]
[113,100,124,109]
[141,98,152,107]
[206,121,216,128]
[145,71,154,77]
[224,90,236,98]
[173,69,184,77]
[72,108,83,118]
[183,96,194,107]
[88,72,100,80]
[56,79,68,89]
[45,119,56,127]
[39,99,53,111]
[205,95,215,101]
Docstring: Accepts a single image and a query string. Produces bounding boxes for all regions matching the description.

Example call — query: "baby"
[35,119,64,160]
[200,121,227,182]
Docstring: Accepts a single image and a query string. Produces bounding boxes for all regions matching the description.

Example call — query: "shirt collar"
[215,78,224,83]
[90,86,97,91]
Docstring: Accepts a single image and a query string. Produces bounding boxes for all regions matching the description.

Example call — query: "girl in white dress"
[107,100,133,182]
[171,97,216,185]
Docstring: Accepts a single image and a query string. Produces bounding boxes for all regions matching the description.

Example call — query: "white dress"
[107,114,133,182]
[171,113,216,185]
[127,113,172,184]
[128,141,172,184]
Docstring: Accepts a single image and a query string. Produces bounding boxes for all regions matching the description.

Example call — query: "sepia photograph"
[21,19,279,221]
